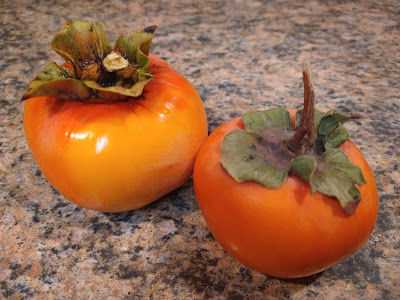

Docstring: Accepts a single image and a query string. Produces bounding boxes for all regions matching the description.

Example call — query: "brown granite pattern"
[1,0,399,299]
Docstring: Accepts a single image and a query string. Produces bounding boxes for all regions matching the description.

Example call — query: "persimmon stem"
[285,61,317,153]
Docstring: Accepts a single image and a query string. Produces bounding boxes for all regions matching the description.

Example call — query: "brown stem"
[285,127,306,153]
[302,61,317,148]
[285,61,317,153]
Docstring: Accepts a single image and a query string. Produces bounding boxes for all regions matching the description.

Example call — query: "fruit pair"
[22,20,378,278]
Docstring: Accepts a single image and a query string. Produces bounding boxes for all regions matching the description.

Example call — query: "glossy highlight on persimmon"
[24,54,208,212]
[23,21,208,212]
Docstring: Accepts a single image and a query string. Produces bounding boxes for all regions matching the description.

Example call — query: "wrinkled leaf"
[242,108,292,134]
[311,149,366,214]
[114,26,155,85]
[51,20,112,79]
[84,77,153,98]
[21,62,91,100]
[290,149,366,214]
[324,123,349,149]
[220,130,289,188]
[290,155,317,186]
[295,109,351,136]
[319,112,350,135]
[114,25,156,68]
[295,109,334,130]
[131,68,154,84]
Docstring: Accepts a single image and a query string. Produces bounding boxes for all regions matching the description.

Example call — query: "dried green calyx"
[220,61,366,215]
[21,20,156,101]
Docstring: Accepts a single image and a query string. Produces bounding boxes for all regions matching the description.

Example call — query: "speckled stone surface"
[1,0,399,299]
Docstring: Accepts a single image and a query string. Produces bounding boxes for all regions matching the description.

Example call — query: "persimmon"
[22,20,207,212]
[193,62,378,278]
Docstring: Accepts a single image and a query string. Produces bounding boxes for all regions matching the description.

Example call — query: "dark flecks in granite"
[117,265,147,281]
[38,261,58,287]
[91,222,113,234]
[169,194,191,213]
[50,200,69,213]
[197,83,215,102]
[161,231,179,242]
[218,82,246,98]
[43,224,54,239]
[9,263,30,281]
[0,100,11,108]
[178,255,217,294]
[328,251,382,286]
[306,290,319,298]
[2,282,34,299]
[189,69,201,79]
[377,204,397,231]
[227,290,245,300]
[90,217,125,236]
[102,209,150,234]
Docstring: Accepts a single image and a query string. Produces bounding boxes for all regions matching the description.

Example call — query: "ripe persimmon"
[23,21,207,212]
[193,62,378,278]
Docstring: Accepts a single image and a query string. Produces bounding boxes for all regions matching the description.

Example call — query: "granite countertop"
[1,0,399,299]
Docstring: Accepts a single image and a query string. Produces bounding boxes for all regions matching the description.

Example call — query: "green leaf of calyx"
[114,25,156,71]
[323,123,349,149]
[295,108,333,130]
[289,149,366,214]
[290,155,317,186]
[84,77,153,98]
[295,109,350,135]
[319,112,350,135]
[220,109,294,189]
[21,62,91,100]
[51,20,112,80]
[310,149,366,214]
[242,108,292,134]
[220,130,289,188]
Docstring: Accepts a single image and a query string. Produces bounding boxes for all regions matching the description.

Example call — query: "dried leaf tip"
[144,25,157,34]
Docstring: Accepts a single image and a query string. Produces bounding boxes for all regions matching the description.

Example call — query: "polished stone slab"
[1,0,399,298]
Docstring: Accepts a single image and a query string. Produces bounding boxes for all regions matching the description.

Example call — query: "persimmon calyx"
[21,20,156,101]
[220,62,366,215]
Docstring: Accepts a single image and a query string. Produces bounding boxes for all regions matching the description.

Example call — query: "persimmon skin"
[193,112,378,278]
[24,54,208,212]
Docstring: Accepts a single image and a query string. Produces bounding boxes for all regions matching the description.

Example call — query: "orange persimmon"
[193,62,378,278]
[23,21,207,212]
